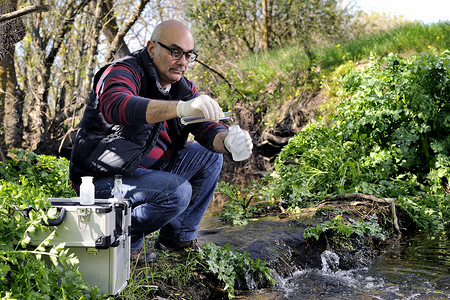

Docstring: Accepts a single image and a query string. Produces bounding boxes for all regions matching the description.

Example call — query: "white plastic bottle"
[80,176,95,205]
[228,125,250,161]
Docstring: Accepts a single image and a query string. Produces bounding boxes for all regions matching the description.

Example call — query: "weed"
[198,243,275,299]
[217,177,277,225]
[304,215,385,243]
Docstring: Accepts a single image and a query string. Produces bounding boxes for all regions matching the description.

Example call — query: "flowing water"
[268,234,450,299]
[199,213,450,300]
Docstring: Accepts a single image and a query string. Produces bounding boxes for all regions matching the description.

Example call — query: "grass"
[191,22,450,123]
[316,21,450,69]
[118,237,223,300]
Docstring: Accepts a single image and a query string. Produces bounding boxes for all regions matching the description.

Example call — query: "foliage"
[217,177,276,225]
[398,195,450,232]
[0,149,77,198]
[198,242,275,299]
[188,22,449,133]
[0,150,103,298]
[186,0,354,60]
[303,215,386,242]
[119,236,274,299]
[272,50,450,232]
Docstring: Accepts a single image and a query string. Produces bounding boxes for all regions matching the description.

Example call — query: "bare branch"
[105,0,150,62]
[196,59,251,102]
[0,4,49,22]
[45,0,91,71]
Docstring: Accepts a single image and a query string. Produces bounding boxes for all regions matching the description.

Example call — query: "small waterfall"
[200,216,450,299]
[321,250,340,273]
[242,269,258,290]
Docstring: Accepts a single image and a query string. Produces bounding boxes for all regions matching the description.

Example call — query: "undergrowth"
[271,49,450,232]
[190,22,449,129]
[119,239,274,300]
[0,150,102,299]
[304,215,386,243]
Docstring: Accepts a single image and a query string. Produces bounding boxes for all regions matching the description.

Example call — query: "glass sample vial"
[114,175,123,201]
[80,176,95,205]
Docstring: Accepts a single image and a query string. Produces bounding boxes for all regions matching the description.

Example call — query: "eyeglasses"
[154,41,198,63]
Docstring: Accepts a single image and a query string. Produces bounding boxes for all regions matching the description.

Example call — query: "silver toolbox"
[29,198,131,249]
[26,198,132,295]
[68,232,130,295]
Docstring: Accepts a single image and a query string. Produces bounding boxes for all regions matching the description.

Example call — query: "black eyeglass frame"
[154,40,198,62]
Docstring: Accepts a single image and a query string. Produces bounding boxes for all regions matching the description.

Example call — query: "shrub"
[272,50,450,231]
[0,150,101,298]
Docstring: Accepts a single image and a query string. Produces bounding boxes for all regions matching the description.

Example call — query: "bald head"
[151,20,193,45]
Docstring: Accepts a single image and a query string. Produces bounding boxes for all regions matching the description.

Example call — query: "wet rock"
[199,213,387,288]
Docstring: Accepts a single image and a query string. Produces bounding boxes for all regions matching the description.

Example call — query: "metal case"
[28,198,132,295]
[69,232,130,295]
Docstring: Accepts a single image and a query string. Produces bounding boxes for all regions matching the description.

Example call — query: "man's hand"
[224,125,253,161]
[177,95,224,122]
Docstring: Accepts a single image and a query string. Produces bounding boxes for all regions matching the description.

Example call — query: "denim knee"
[167,179,192,216]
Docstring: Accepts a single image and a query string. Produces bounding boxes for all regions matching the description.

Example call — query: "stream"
[199,212,450,299]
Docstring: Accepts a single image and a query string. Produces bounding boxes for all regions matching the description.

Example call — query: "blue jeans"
[93,142,223,250]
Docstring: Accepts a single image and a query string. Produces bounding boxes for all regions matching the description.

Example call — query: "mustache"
[170,66,185,72]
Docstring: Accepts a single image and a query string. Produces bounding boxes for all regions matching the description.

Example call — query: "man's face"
[147,33,195,89]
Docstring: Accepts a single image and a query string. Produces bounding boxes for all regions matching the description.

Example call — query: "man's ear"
[146,40,156,59]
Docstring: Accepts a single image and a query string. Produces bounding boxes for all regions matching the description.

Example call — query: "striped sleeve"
[96,63,149,125]
[189,122,228,151]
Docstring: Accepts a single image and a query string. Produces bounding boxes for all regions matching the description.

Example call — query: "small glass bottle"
[114,175,123,201]
[80,176,95,205]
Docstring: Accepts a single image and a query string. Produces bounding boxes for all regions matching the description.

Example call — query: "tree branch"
[321,193,401,235]
[105,0,149,62]
[0,4,49,22]
[45,0,90,71]
[196,59,251,102]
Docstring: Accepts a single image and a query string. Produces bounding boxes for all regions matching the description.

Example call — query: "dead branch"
[321,193,401,235]
[196,59,251,102]
[0,4,49,22]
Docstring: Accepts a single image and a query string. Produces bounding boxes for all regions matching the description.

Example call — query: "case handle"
[44,207,66,226]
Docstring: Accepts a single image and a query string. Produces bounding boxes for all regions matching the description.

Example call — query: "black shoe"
[154,237,203,252]
[130,248,157,262]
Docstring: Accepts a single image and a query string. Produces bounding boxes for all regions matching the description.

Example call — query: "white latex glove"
[224,125,253,161]
[177,95,224,122]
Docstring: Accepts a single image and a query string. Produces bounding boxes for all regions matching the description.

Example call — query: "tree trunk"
[2,54,24,149]
[261,0,269,51]
[0,0,26,154]
[103,0,150,62]
[0,0,26,61]
[32,0,91,153]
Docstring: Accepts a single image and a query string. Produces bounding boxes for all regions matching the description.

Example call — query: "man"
[69,20,252,259]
